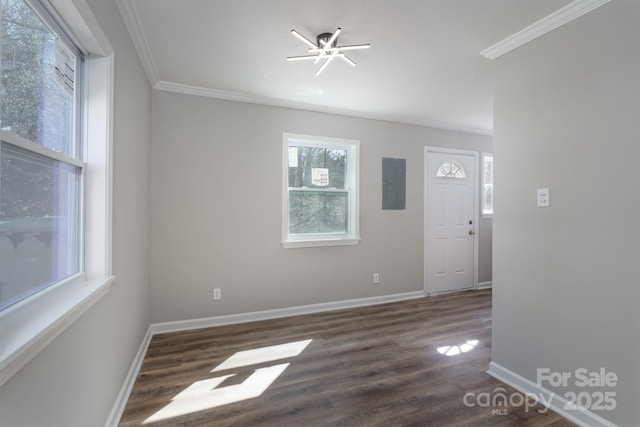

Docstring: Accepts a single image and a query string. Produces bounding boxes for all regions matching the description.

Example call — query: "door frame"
[424,146,480,295]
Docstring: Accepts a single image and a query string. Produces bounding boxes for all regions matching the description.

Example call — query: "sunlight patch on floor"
[211,339,312,372]
[437,339,479,356]
[143,339,312,424]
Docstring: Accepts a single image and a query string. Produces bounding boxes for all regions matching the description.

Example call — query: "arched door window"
[436,161,466,178]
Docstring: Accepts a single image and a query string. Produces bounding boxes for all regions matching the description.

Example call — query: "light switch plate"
[537,188,550,207]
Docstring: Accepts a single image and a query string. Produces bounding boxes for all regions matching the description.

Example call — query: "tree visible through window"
[288,146,347,234]
[283,134,359,247]
[0,0,82,311]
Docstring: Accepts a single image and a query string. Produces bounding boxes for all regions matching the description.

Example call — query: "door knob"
[468,229,475,235]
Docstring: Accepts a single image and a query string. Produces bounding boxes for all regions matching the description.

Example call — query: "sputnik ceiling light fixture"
[287,27,370,76]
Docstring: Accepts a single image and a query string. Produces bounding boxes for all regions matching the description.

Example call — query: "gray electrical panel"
[382,157,406,210]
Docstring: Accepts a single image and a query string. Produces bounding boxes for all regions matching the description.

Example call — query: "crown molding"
[155,81,493,136]
[481,0,612,60]
[115,0,159,85]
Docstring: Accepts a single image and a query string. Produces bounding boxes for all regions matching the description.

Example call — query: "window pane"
[483,186,493,214]
[483,155,493,186]
[482,155,493,214]
[289,190,347,234]
[0,142,80,310]
[288,146,346,189]
[1,0,76,156]
[436,161,466,178]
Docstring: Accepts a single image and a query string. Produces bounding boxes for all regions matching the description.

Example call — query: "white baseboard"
[106,290,425,424]
[477,281,493,289]
[151,290,426,334]
[104,326,153,427]
[487,362,617,427]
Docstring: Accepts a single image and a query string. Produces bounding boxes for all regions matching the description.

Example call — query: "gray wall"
[492,1,639,425]
[151,91,492,323]
[0,0,152,425]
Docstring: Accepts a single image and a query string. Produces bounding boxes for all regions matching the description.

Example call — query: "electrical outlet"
[373,273,380,284]
[213,288,221,300]
[537,188,550,207]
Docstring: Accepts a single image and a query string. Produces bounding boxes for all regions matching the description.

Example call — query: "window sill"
[283,237,361,248]
[0,274,114,388]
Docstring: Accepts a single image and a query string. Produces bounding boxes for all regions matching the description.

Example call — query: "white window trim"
[282,133,360,249]
[481,152,493,218]
[0,0,114,388]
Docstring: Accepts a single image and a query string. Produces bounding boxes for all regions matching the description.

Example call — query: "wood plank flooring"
[119,290,575,426]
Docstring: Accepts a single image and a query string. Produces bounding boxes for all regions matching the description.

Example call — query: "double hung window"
[1,0,83,311]
[283,133,360,248]
[0,0,113,388]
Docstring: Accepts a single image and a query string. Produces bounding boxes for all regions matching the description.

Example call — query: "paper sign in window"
[54,38,75,96]
[312,168,329,186]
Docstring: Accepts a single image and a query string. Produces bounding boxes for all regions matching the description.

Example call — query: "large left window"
[1,0,83,311]
[0,0,112,388]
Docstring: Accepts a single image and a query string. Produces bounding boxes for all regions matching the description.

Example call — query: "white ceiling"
[117,0,579,135]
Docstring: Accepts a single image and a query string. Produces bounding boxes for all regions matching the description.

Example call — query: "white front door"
[424,148,478,294]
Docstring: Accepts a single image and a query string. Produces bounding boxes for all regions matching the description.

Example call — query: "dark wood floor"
[120,289,575,426]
